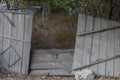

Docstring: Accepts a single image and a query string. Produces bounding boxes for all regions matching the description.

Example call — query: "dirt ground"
[32,9,77,49]
[3,75,75,80]
[2,75,120,80]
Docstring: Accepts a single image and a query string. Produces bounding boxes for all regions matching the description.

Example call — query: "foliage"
[22,0,119,20]
[1,0,119,20]
[79,0,111,18]
[25,0,78,14]
[0,0,6,4]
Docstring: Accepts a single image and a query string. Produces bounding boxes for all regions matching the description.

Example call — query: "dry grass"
[31,10,77,49]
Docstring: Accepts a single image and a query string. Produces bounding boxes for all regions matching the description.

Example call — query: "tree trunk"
[42,2,51,22]
[5,0,10,9]
[109,0,113,19]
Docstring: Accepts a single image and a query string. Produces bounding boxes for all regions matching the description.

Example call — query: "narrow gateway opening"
[30,8,77,75]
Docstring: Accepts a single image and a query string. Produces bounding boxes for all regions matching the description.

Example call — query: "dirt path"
[4,75,75,80]
[3,75,120,80]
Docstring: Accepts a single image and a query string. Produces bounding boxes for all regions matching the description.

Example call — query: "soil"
[31,9,77,49]
[4,75,75,80]
[3,75,120,80]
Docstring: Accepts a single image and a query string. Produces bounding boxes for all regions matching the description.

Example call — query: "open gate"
[0,11,33,74]
[72,14,120,77]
